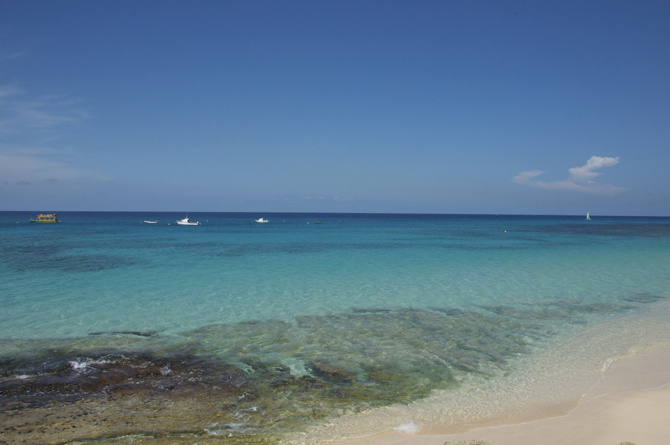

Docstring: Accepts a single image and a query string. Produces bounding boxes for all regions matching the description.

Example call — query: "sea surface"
[1,212,669,444]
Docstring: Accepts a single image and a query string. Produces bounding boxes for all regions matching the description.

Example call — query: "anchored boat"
[177,217,200,226]
[30,214,59,223]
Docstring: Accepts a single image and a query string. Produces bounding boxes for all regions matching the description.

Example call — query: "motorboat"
[177,217,200,226]
[143,220,158,224]
[255,218,269,223]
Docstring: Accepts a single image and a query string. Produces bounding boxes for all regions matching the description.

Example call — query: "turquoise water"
[2,212,669,339]
[1,212,669,443]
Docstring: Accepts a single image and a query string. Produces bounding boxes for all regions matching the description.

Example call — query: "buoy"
[504,230,507,233]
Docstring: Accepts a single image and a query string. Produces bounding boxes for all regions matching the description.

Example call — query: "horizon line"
[2,210,668,218]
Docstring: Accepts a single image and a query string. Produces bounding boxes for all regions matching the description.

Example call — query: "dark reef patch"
[623,293,665,304]
[0,352,259,444]
[3,246,137,273]
[88,331,158,337]
[526,222,670,238]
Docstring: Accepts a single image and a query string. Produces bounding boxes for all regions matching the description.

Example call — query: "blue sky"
[1,0,669,215]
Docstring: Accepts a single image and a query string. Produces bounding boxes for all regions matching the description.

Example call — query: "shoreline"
[3,301,669,444]
[282,301,670,445]
[329,345,670,445]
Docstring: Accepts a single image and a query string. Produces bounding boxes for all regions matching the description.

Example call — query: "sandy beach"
[334,347,670,445]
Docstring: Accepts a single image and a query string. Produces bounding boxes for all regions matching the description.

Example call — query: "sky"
[1,0,669,215]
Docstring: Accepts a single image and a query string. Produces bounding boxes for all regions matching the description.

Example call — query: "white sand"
[331,347,670,445]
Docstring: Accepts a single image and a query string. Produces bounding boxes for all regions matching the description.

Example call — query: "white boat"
[586,212,591,221]
[177,217,200,226]
[255,218,269,223]
[143,220,158,224]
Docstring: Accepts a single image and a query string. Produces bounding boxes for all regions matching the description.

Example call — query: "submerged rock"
[88,331,158,337]
[311,361,355,382]
[0,351,260,444]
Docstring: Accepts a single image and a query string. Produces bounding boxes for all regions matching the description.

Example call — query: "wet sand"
[333,346,670,445]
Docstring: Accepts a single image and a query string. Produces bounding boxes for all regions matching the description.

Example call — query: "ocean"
[1,212,669,444]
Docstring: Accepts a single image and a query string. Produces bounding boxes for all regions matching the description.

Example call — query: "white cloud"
[568,156,619,183]
[513,156,623,193]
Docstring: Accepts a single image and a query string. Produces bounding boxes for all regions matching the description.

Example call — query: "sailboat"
[586,212,591,221]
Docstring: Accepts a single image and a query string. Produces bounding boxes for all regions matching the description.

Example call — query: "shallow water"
[1,212,669,443]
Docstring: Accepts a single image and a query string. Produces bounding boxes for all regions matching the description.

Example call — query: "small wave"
[394,421,418,433]
[280,357,313,377]
[204,419,254,436]
[68,358,111,371]
[600,357,614,372]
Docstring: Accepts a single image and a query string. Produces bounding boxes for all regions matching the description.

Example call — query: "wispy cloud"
[0,152,99,183]
[513,156,623,193]
[0,83,87,137]
[0,83,102,185]
[277,194,354,204]
[0,51,28,62]
[281,194,352,202]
